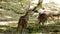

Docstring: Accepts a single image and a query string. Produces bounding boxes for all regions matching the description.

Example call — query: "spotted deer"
[37,9,56,25]
[17,10,32,34]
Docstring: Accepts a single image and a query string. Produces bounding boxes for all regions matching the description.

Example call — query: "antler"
[20,0,31,11]
[25,0,31,11]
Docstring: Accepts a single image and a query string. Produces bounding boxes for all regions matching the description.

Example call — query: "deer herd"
[17,8,60,33]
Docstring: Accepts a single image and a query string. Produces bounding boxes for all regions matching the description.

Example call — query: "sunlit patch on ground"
[0,21,18,27]
[4,16,12,18]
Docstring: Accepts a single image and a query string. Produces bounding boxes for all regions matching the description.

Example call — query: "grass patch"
[0,23,60,33]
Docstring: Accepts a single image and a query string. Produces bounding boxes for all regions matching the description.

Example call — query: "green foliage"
[0,0,32,14]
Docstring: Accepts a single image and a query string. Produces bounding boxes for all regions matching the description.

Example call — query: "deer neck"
[24,12,30,18]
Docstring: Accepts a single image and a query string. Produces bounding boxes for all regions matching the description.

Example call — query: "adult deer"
[37,8,56,25]
[16,1,33,34]
[17,10,33,34]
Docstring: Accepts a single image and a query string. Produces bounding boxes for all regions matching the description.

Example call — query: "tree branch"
[32,0,43,11]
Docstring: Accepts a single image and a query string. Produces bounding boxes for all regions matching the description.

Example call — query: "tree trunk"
[32,0,43,11]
